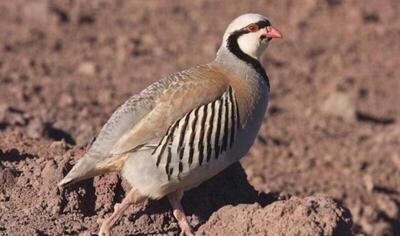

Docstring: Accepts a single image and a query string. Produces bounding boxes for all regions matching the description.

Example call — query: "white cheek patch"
[237,31,267,60]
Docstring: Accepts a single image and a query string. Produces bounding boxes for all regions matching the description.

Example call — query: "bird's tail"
[58,153,128,187]
[58,155,99,187]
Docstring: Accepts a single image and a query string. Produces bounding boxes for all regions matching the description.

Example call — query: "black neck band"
[226,20,270,90]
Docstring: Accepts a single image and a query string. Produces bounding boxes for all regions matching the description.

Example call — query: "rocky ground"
[1,0,399,235]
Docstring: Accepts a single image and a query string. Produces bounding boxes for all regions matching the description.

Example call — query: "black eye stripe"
[255,20,270,29]
[246,20,270,32]
[230,20,271,37]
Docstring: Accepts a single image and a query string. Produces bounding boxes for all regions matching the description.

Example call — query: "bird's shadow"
[142,162,279,230]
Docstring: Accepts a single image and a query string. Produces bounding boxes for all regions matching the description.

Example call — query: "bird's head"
[220,13,282,61]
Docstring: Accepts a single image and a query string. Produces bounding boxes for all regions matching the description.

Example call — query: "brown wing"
[109,64,230,156]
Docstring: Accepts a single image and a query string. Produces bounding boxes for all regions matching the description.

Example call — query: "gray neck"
[215,45,270,135]
[215,46,258,79]
[215,46,270,90]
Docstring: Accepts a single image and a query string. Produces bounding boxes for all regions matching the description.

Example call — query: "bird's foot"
[179,226,194,236]
[98,218,111,236]
[168,190,195,236]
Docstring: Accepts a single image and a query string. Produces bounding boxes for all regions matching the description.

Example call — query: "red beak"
[265,26,283,39]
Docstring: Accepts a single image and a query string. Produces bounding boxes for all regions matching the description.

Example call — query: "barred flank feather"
[152,87,240,180]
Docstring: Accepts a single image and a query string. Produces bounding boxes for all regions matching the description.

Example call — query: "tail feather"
[58,156,102,187]
[58,154,129,187]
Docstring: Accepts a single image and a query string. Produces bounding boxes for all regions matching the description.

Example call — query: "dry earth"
[1,0,400,235]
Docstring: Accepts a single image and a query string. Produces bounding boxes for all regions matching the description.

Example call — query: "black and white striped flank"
[152,86,240,181]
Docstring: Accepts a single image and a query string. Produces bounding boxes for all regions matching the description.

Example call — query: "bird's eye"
[245,23,259,32]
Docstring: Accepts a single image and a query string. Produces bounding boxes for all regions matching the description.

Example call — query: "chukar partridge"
[59,13,282,236]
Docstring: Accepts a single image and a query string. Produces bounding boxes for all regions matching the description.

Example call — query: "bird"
[58,13,282,236]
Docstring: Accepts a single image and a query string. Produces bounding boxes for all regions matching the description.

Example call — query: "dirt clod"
[0,164,16,190]
[197,196,352,236]
[1,0,399,235]
[321,92,356,122]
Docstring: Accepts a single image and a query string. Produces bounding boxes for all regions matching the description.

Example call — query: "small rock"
[77,61,97,76]
[0,164,16,190]
[376,194,398,218]
[363,175,374,192]
[50,140,67,150]
[41,160,59,188]
[58,93,75,107]
[26,117,45,139]
[321,92,356,122]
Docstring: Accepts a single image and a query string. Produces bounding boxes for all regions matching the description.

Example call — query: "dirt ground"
[1,0,400,235]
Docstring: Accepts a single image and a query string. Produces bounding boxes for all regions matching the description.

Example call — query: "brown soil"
[1,0,399,235]
[197,195,352,236]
